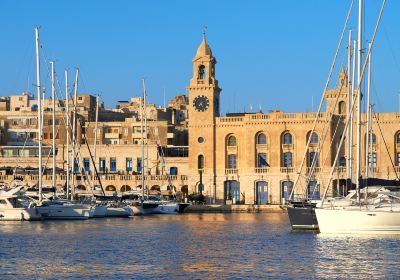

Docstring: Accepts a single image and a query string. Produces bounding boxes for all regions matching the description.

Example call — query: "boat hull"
[315,208,400,234]
[93,206,107,218]
[287,206,319,230]
[0,208,42,221]
[38,205,90,220]
[105,207,130,217]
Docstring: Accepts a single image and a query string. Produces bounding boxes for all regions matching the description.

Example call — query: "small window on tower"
[198,65,206,80]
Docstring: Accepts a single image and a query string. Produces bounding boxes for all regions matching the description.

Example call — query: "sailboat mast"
[65,70,70,200]
[365,43,372,178]
[140,79,146,201]
[356,0,363,202]
[346,29,352,181]
[51,61,56,196]
[71,68,79,199]
[144,87,149,199]
[93,94,99,160]
[349,40,357,183]
[35,27,43,203]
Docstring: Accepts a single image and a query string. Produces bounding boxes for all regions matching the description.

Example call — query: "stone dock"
[184,204,287,213]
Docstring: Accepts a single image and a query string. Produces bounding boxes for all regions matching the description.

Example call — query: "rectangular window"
[227,154,237,169]
[307,181,320,200]
[126,158,132,172]
[137,158,142,172]
[110,158,117,172]
[74,159,79,173]
[257,153,269,167]
[99,158,106,172]
[83,158,90,172]
[397,153,400,166]
[308,152,319,167]
[368,153,377,168]
[124,128,129,135]
[283,152,292,167]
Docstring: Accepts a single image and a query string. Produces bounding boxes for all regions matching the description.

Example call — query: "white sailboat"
[315,0,400,234]
[32,27,91,220]
[128,79,159,216]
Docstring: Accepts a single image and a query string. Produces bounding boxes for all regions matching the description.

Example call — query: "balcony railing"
[225,168,238,175]
[306,167,321,173]
[280,167,294,173]
[334,167,346,173]
[255,167,269,173]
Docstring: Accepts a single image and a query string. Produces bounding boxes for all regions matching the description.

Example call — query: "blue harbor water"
[1,213,399,279]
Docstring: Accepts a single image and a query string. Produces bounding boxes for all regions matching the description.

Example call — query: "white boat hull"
[315,207,400,234]
[129,205,159,216]
[93,206,107,218]
[38,205,90,220]
[105,207,130,217]
[0,208,42,221]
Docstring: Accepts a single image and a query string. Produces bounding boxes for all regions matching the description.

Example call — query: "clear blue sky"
[0,0,399,114]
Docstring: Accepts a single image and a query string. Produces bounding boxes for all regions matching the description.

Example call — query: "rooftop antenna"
[163,87,166,109]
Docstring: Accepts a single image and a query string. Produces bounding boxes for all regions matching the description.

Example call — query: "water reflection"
[1,213,399,279]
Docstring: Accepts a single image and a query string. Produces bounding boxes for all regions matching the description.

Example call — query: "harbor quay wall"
[0,173,189,196]
[185,204,286,213]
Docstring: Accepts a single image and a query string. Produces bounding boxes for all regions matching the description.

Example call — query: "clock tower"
[187,35,221,199]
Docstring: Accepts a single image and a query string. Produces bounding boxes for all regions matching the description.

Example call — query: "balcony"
[225,169,238,175]
[255,167,269,173]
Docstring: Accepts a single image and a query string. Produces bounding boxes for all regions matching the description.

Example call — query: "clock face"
[193,95,210,112]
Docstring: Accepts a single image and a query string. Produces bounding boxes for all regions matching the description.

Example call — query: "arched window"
[396,132,400,144]
[283,132,293,145]
[227,154,237,169]
[257,133,267,145]
[227,135,237,146]
[198,155,204,170]
[307,132,319,145]
[198,65,206,80]
[338,101,346,115]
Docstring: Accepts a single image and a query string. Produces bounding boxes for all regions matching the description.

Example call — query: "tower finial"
[202,25,207,40]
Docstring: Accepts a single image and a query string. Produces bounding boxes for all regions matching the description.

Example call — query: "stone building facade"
[0,36,399,204]
[186,36,400,205]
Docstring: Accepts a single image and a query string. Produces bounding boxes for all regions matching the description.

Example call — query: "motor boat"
[0,186,42,221]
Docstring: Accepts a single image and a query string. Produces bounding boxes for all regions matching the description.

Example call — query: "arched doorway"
[106,185,116,192]
[76,185,86,191]
[255,181,268,205]
[224,180,240,204]
[121,185,131,192]
[181,185,188,195]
